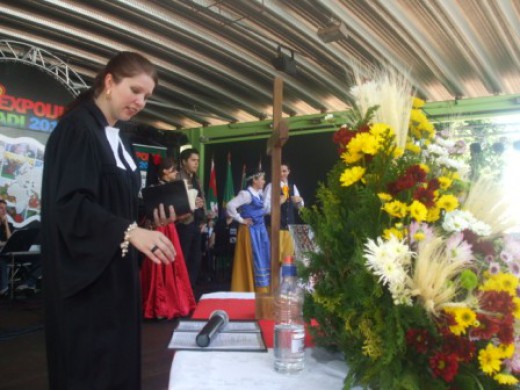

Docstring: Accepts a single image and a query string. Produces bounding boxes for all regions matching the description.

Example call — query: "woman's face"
[281,165,290,181]
[105,72,155,123]
[253,174,266,190]
[162,165,178,182]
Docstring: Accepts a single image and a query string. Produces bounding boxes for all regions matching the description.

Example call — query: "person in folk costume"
[264,162,304,262]
[226,170,270,293]
[41,51,176,390]
[176,145,207,287]
[140,156,196,320]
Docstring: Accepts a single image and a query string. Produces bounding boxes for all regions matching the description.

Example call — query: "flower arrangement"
[301,70,520,389]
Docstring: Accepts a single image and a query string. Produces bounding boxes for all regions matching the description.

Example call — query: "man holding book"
[176,146,206,287]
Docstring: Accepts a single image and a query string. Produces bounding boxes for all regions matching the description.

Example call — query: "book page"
[175,320,261,333]
[168,331,267,352]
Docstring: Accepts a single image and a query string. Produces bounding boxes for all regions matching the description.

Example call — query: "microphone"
[195,310,229,347]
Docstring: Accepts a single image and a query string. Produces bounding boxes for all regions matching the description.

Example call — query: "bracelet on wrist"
[121,222,138,258]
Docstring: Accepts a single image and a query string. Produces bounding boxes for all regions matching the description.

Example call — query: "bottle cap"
[282,255,294,265]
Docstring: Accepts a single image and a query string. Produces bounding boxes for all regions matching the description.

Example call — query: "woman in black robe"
[41,52,176,390]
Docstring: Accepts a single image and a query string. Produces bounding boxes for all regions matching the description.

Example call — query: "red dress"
[141,223,196,319]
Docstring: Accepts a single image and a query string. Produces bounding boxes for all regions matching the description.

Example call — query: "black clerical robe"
[41,100,142,390]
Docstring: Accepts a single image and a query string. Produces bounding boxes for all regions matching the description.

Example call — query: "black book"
[141,180,196,220]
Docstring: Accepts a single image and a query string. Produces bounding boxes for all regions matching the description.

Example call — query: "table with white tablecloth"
[168,292,359,390]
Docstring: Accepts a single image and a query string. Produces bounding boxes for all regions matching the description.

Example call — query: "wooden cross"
[256,76,289,320]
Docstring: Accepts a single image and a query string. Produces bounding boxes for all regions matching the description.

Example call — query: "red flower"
[429,352,459,383]
[440,333,475,362]
[427,178,440,191]
[497,314,515,345]
[462,230,495,256]
[413,186,436,208]
[406,328,432,354]
[405,165,427,183]
[332,124,370,154]
[480,290,515,315]
[470,313,501,340]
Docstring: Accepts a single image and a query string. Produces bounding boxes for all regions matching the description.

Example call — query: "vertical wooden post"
[255,76,288,319]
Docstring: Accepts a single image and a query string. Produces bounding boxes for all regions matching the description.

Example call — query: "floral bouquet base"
[301,71,520,390]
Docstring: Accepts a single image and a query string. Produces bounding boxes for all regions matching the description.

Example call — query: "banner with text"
[0,62,74,133]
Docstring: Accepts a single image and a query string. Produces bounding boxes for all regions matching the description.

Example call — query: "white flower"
[500,250,513,263]
[442,210,471,232]
[489,261,501,274]
[508,261,520,276]
[445,232,473,263]
[364,236,414,304]
[471,220,492,236]
[442,210,491,236]
[425,143,448,157]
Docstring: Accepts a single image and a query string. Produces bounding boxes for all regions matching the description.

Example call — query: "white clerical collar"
[104,126,137,171]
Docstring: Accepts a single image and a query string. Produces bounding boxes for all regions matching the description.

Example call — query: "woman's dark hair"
[64,51,158,115]
[180,147,199,164]
[157,157,177,179]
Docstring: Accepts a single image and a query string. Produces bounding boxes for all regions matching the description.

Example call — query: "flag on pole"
[222,153,235,208]
[206,157,218,217]
[240,163,247,189]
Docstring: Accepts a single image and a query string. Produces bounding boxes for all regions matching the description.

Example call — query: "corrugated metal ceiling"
[0,0,519,130]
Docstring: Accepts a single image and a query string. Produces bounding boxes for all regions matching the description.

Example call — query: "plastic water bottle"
[274,256,305,373]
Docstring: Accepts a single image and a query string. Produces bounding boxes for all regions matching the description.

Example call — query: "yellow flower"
[383,227,404,240]
[437,194,459,211]
[450,171,461,181]
[393,147,404,158]
[377,192,392,202]
[478,343,503,375]
[494,373,519,385]
[418,163,430,174]
[340,166,366,187]
[405,142,421,154]
[370,122,394,139]
[438,176,452,190]
[425,206,441,223]
[382,200,408,219]
[341,150,363,164]
[348,133,379,156]
[412,97,425,108]
[513,297,520,319]
[480,272,519,295]
[444,307,476,335]
[499,273,519,295]
[413,231,426,241]
[497,344,514,359]
[409,200,428,222]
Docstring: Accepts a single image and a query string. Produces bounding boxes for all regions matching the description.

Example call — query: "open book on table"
[168,319,267,352]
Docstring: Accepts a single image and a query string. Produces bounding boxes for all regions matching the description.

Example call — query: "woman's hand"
[242,217,253,226]
[128,227,176,264]
[153,203,176,226]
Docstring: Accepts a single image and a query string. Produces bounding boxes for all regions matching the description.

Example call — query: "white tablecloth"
[168,347,353,390]
[168,292,360,389]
